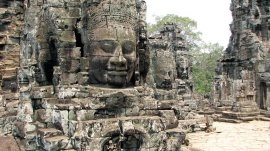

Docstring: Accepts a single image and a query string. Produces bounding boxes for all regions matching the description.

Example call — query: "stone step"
[44,135,69,143]
[219,100,233,106]
[41,135,70,150]
[5,100,20,108]
[222,111,260,118]
[35,98,79,110]
[260,110,270,118]
[37,128,63,138]
[3,92,19,98]
[2,67,17,74]
[256,115,270,121]
[238,116,256,121]
[216,106,232,111]
[216,117,242,123]
[239,107,260,113]
[259,117,270,121]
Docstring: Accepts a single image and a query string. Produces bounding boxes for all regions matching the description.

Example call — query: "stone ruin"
[0,0,212,150]
[213,0,270,121]
[0,0,23,138]
[148,23,194,119]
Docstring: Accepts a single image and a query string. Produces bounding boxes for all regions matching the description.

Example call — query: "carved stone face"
[88,27,137,86]
[153,50,175,89]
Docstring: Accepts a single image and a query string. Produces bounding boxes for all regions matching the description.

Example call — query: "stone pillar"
[266,82,270,110]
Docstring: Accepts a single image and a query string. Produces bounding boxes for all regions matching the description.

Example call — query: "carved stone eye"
[122,41,135,54]
[99,40,117,53]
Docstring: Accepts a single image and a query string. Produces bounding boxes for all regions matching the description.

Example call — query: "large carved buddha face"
[88,26,137,87]
[153,49,175,89]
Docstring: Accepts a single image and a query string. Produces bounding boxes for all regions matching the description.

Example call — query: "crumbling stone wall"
[0,0,23,135]
[13,0,190,150]
[213,0,270,120]
[0,0,211,150]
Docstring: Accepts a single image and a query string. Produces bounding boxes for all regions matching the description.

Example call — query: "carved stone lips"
[107,71,127,76]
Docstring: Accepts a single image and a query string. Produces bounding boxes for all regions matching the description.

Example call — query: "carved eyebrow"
[121,40,136,54]
[98,40,118,53]
[121,40,135,45]
[97,40,117,44]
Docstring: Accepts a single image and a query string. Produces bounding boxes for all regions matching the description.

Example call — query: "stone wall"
[13,1,191,150]
[213,0,270,120]
[0,1,212,150]
[0,0,23,135]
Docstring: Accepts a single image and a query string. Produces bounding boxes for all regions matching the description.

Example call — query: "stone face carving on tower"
[9,0,201,150]
[213,0,270,121]
[149,23,193,102]
[84,0,139,86]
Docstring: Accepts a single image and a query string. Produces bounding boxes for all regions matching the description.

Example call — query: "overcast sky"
[145,0,232,48]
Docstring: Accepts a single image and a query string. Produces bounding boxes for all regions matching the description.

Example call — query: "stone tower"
[12,0,187,150]
[213,0,270,120]
[148,23,194,119]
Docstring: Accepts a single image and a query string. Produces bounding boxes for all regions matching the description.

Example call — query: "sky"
[145,0,232,48]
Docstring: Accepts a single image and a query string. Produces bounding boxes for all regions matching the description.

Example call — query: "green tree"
[148,14,203,49]
[148,14,223,94]
[193,43,223,94]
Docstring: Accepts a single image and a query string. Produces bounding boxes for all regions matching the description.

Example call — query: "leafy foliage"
[192,43,223,94]
[148,14,223,94]
[148,14,203,49]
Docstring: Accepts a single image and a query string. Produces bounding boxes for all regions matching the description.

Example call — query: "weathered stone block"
[76,110,96,121]
[126,106,140,116]
[77,72,89,85]
[80,57,89,71]
[59,47,81,59]
[141,97,157,110]
[160,110,178,129]
[38,49,51,62]
[60,59,80,73]
[31,86,54,99]
[35,109,48,123]
[52,110,69,135]
[58,31,76,43]
[71,98,106,110]
[59,73,78,85]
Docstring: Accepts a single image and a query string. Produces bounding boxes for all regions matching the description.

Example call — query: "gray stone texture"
[213,0,270,121]
[0,0,211,150]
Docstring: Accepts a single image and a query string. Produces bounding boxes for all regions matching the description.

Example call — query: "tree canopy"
[193,43,223,94]
[148,14,223,94]
[148,14,203,49]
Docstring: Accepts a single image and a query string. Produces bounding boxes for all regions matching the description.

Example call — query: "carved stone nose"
[108,46,127,70]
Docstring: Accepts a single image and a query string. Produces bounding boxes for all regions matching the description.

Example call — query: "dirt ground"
[186,121,270,151]
[0,136,20,151]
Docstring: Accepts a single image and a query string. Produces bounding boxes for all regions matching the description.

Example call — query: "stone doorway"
[103,134,142,151]
[259,82,267,109]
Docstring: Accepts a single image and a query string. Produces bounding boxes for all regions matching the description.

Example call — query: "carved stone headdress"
[83,0,142,39]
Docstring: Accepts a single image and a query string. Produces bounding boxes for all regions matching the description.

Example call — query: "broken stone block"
[79,57,89,71]
[77,72,89,85]
[31,86,54,99]
[59,73,78,85]
[60,59,80,73]
[59,47,81,59]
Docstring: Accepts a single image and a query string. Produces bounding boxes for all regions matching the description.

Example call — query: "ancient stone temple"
[148,23,194,119]
[213,0,270,121]
[0,0,198,150]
